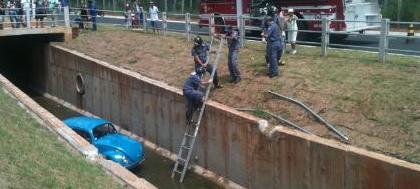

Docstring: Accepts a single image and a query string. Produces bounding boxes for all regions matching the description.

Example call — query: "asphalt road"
[81,15,420,56]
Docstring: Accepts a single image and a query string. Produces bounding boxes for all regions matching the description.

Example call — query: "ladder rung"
[185,133,195,138]
[173,169,183,174]
[182,145,191,150]
[177,157,187,162]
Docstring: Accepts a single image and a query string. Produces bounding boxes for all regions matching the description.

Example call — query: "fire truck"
[199,0,382,39]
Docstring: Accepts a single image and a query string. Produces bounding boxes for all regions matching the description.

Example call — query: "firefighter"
[262,16,281,78]
[191,35,223,88]
[226,25,241,83]
[183,69,211,124]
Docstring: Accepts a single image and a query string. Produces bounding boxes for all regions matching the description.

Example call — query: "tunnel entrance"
[0,40,224,189]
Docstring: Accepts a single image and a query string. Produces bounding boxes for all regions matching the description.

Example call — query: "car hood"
[96,134,142,161]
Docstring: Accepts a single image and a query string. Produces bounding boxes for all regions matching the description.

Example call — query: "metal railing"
[88,10,415,63]
[0,7,71,29]
[3,7,418,62]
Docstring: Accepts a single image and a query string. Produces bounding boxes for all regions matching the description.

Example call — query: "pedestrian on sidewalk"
[286,8,298,54]
[7,0,19,28]
[148,1,159,33]
[262,16,281,78]
[226,25,241,83]
[191,35,223,88]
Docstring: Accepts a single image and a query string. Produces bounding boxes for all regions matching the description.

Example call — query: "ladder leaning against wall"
[171,36,225,183]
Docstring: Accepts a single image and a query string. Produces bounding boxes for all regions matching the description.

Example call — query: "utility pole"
[165,0,167,12]
[236,0,243,29]
[174,0,177,13]
[189,0,192,13]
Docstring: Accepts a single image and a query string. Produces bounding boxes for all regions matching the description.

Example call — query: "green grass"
[0,89,124,189]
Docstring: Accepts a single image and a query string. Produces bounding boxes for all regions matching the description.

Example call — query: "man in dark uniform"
[262,16,281,78]
[191,35,223,88]
[183,69,211,124]
[226,25,241,83]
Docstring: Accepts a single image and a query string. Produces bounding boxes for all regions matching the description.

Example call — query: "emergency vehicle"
[199,0,382,38]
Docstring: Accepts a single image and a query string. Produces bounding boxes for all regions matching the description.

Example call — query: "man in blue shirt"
[183,69,211,124]
[88,0,97,31]
[191,36,223,88]
[226,26,241,83]
[262,16,281,78]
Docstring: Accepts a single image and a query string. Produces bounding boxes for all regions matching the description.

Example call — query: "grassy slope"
[0,89,124,189]
[61,27,420,163]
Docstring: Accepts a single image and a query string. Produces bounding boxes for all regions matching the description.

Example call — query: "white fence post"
[162,12,167,36]
[142,11,148,33]
[379,18,390,63]
[64,6,70,27]
[321,18,330,56]
[185,13,191,40]
[239,15,245,48]
[25,7,31,28]
[209,13,214,40]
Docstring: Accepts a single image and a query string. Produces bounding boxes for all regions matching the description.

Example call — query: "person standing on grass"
[88,0,97,31]
[191,35,223,89]
[225,25,241,83]
[286,8,298,54]
[262,16,281,78]
[148,1,159,33]
[275,8,286,65]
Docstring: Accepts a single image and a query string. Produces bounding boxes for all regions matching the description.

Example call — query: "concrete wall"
[35,45,420,189]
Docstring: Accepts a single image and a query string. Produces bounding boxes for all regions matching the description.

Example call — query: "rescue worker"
[183,69,211,124]
[262,16,281,78]
[191,35,223,88]
[226,25,241,83]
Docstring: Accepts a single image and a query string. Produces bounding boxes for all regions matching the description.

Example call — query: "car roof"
[63,116,110,132]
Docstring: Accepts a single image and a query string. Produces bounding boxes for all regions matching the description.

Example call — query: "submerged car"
[64,116,144,169]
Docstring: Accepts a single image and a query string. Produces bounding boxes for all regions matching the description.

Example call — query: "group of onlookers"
[0,0,63,29]
[124,1,159,33]
[75,0,96,31]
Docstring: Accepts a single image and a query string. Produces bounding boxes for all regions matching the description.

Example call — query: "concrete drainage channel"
[31,91,224,189]
[2,42,420,189]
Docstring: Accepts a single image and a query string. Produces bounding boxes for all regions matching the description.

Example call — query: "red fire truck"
[199,0,382,38]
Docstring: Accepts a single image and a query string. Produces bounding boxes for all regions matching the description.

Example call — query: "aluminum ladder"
[171,37,225,183]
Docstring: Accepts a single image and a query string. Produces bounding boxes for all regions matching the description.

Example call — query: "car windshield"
[93,123,117,139]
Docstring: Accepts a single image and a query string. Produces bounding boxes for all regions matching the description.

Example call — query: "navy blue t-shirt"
[191,43,210,64]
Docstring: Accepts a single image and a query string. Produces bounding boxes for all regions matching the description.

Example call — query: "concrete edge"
[41,91,246,189]
[52,45,420,175]
[0,74,157,189]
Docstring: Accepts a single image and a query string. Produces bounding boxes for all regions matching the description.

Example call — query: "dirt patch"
[59,28,420,164]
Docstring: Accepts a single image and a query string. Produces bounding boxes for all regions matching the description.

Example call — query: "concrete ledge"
[0,74,157,189]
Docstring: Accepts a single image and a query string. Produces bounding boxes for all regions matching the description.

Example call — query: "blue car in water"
[64,116,144,169]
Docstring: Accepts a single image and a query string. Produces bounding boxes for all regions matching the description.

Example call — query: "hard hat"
[193,36,203,46]
[288,8,294,13]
